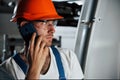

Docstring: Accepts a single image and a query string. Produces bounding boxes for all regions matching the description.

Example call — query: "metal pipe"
[74,0,98,72]
[2,34,8,61]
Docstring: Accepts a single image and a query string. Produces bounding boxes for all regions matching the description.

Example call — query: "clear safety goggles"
[33,20,58,27]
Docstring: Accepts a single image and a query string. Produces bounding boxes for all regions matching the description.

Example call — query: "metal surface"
[74,0,98,71]
[84,0,120,79]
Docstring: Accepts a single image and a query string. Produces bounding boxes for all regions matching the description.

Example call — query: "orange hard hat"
[10,0,63,22]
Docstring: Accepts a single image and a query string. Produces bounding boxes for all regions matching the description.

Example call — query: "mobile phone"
[19,23,38,46]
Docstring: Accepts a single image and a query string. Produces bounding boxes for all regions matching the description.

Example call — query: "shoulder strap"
[51,46,66,80]
[13,54,28,74]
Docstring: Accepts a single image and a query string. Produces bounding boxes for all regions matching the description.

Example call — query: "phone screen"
[19,23,38,46]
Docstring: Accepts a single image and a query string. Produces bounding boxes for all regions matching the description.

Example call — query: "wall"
[84,0,120,79]
[0,13,21,61]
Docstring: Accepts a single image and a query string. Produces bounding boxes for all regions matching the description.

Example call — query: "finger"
[41,47,49,60]
[34,36,42,54]
[29,33,36,55]
[44,47,49,56]
[38,42,48,61]
[38,41,46,53]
